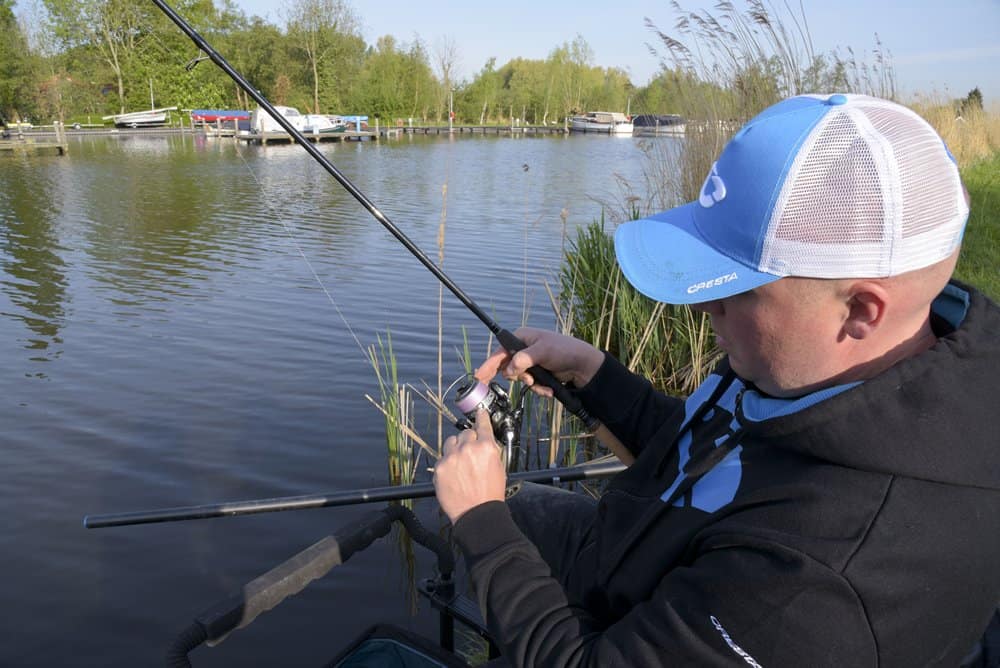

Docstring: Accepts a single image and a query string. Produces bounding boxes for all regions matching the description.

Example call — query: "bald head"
[693,250,961,397]
[800,249,960,388]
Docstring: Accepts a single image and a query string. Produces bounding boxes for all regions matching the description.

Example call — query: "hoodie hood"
[746,281,1000,490]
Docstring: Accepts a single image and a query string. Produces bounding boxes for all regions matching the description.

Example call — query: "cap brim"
[614,203,781,305]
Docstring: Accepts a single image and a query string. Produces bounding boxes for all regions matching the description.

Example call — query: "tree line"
[6,0,965,131]
[2,0,656,126]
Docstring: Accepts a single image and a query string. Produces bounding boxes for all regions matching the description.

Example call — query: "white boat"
[568,111,634,135]
[302,114,347,134]
[103,106,177,128]
[250,105,307,134]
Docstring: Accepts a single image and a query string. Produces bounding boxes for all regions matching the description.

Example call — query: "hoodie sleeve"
[453,504,876,667]
[574,352,687,459]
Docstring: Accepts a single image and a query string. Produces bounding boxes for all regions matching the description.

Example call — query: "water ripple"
[0,131,664,665]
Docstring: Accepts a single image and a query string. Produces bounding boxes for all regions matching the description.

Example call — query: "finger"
[507,362,535,387]
[514,367,550,396]
[506,349,542,380]
[529,379,554,398]
[474,408,495,442]
[475,348,510,383]
[442,435,460,457]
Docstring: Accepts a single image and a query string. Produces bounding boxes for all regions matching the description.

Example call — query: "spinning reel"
[452,375,525,469]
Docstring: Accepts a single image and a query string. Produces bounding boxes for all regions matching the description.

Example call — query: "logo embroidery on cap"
[687,272,738,294]
[698,162,727,208]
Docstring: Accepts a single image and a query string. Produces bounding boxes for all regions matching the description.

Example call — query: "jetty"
[391,124,567,136]
[240,129,376,145]
[0,122,69,155]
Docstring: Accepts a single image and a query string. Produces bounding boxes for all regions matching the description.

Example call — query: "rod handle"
[494,328,595,427]
[494,328,633,464]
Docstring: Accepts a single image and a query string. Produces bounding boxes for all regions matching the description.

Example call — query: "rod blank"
[84,461,626,528]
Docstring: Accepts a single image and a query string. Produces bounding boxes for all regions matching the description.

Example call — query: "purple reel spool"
[455,378,491,416]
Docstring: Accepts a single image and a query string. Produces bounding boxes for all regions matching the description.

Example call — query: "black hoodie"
[453,281,1000,667]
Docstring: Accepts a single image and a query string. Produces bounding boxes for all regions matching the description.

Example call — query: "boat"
[568,111,634,135]
[249,106,368,137]
[249,105,307,134]
[102,106,178,128]
[632,113,687,136]
[189,109,250,125]
[302,114,347,134]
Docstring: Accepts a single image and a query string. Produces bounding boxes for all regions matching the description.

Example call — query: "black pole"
[84,461,626,529]
[150,0,602,431]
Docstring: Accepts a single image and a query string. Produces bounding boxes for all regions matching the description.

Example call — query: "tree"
[959,87,984,116]
[353,35,436,120]
[459,57,502,124]
[433,35,459,122]
[284,0,360,113]
[225,16,288,109]
[149,3,286,111]
[549,35,597,118]
[402,38,436,119]
[0,0,35,121]
[43,0,158,113]
[503,58,549,125]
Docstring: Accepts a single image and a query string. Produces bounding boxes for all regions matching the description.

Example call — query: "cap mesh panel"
[761,98,966,277]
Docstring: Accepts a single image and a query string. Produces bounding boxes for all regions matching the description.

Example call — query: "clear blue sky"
[230,0,999,106]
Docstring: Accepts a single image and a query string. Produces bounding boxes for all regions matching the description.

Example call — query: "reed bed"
[913,97,1000,169]
[558,214,717,398]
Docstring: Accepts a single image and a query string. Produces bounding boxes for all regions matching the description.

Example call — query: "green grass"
[956,153,1000,301]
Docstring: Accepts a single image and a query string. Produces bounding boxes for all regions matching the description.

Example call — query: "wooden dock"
[235,124,567,144]
[239,130,377,145]
[1,122,69,155]
[394,125,567,136]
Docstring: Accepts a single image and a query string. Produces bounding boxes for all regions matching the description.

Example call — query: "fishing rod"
[150,0,629,461]
[84,460,626,528]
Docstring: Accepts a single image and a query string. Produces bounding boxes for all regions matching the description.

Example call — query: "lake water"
[0,129,677,666]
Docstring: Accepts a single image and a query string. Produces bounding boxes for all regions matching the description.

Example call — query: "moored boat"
[249,105,307,134]
[189,109,250,125]
[302,114,347,134]
[632,113,687,136]
[103,106,178,128]
[569,111,634,135]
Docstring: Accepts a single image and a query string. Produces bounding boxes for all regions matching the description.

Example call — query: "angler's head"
[614,94,967,396]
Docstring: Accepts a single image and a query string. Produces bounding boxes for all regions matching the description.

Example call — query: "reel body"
[453,376,525,468]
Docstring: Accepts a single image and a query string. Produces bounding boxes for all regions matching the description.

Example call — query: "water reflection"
[77,138,240,305]
[0,159,69,368]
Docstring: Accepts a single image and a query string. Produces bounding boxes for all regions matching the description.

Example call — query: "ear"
[842,281,888,340]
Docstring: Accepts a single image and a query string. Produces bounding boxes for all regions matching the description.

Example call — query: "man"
[433,94,1000,667]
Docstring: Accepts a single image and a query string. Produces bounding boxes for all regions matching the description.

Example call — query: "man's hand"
[476,327,605,395]
[433,408,507,524]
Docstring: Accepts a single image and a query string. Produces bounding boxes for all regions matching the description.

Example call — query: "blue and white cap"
[615,94,969,304]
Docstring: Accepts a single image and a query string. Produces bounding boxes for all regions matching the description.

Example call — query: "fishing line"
[146,22,369,357]
[149,0,630,462]
[227,138,368,360]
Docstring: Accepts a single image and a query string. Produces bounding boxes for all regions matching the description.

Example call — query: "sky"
[228,0,1000,106]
